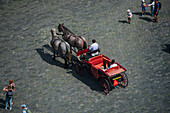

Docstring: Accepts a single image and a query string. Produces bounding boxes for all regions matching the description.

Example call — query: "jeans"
[151,6,154,16]
[5,96,12,109]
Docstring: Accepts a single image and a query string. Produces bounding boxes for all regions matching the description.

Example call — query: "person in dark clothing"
[154,0,159,22]
[3,85,13,110]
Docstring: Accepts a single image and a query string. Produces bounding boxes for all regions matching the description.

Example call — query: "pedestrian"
[9,78,15,92]
[21,104,32,113]
[140,1,147,16]
[154,0,160,22]
[3,85,13,110]
[107,59,118,69]
[9,78,15,104]
[147,0,155,16]
[126,9,132,24]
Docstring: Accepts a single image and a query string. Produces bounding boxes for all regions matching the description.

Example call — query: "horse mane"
[62,25,75,35]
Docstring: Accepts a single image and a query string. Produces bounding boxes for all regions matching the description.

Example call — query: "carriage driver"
[88,39,99,56]
[89,39,99,51]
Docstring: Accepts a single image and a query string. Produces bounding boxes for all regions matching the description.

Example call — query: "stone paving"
[0,0,169,113]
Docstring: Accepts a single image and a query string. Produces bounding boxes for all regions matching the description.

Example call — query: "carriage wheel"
[120,72,128,87]
[99,78,111,94]
[74,62,83,75]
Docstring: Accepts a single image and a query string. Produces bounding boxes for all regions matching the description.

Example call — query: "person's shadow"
[118,20,128,24]
[139,17,153,22]
[132,12,150,16]
[0,98,5,109]
[161,44,170,54]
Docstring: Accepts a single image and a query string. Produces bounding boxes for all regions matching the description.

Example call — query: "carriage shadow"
[67,67,104,94]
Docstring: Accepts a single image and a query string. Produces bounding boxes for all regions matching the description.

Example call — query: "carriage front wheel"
[120,72,128,87]
[99,78,111,94]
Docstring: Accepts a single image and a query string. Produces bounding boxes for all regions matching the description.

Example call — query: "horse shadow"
[35,45,66,69]
[0,98,5,109]
[139,17,153,22]
[161,44,170,54]
[118,20,128,24]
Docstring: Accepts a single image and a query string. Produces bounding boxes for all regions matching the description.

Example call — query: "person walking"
[21,104,32,113]
[140,1,147,16]
[3,85,13,110]
[154,0,160,22]
[126,9,132,24]
[9,78,15,104]
[148,0,155,16]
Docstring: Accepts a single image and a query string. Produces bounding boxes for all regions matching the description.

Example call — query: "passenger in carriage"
[100,59,118,71]
[107,59,118,69]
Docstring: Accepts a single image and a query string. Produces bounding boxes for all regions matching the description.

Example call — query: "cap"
[127,9,130,12]
[21,104,26,108]
[142,0,145,2]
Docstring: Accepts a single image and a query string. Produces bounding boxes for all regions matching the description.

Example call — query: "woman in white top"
[148,0,155,16]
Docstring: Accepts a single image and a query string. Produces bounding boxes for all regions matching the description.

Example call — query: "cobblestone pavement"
[0,0,169,113]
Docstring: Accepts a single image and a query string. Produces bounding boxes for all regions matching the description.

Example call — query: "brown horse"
[58,24,87,51]
[51,28,72,68]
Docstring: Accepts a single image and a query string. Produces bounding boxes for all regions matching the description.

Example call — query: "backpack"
[26,108,32,113]
[158,2,161,10]
[7,90,13,98]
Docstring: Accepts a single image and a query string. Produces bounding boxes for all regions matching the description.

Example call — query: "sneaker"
[9,108,12,110]
[5,108,7,110]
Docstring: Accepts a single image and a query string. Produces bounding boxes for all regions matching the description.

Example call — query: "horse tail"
[65,42,72,62]
[79,36,87,49]
[83,41,87,49]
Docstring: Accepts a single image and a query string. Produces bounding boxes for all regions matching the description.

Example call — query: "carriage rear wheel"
[120,72,128,87]
[74,62,83,76]
[99,78,111,94]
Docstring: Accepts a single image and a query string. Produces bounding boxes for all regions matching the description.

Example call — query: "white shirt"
[107,63,118,69]
[89,42,99,51]
[148,1,155,8]
[127,12,132,18]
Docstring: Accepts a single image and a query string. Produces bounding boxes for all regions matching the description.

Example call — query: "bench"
[89,55,104,69]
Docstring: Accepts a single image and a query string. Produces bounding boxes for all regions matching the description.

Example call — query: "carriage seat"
[89,55,103,69]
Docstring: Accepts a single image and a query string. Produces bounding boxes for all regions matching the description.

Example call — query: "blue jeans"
[151,6,154,16]
[5,96,12,109]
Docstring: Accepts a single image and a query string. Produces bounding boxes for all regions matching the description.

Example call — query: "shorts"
[128,18,131,21]
[142,7,147,12]
[154,10,159,16]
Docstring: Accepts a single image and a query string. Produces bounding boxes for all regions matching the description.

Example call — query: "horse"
[50,28,72,68]
[58,23,87,51]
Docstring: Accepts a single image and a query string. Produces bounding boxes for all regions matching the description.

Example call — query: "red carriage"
[74,50,128,94]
